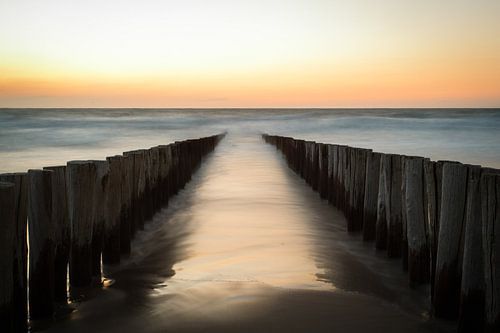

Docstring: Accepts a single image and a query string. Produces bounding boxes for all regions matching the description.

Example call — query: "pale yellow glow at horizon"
[1,0,499,107]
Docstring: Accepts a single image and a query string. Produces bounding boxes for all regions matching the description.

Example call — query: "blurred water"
[43,133,453,332]
[1,108,499,172]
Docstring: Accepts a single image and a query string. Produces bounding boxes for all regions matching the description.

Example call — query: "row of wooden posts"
[262,134,500,332]
[0,133,225,332]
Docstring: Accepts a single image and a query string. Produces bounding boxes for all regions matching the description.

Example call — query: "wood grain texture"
[28,169,55,319]
[459,165,484,332]
[363,152,381,241]
[43,166,70,302]
[481,173,500,331]
[67,161,96,288]
[0,173,28,331]
[0,182,16,332]
[433,162,468,319]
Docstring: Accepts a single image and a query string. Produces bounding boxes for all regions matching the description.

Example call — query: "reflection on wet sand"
[43,134,454,332]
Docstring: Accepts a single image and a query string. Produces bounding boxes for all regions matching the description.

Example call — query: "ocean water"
[0,108,499,173]
[1,108,497,332]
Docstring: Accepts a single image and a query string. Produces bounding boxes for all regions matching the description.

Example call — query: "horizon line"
[1,106,499,110]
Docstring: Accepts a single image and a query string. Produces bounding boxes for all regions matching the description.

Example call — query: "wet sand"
[43,134,455,332]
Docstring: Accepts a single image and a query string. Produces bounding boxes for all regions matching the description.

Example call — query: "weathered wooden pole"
[143,149,154,222]
[90,161,109,282]
[458,165,484,332]
[298,140,306,179]
[120,154,134,255]
[347,147,357,223]
[67,161,96,288]
[123,150,146,234]
[401,156,409,270]
[351,148,369,232]
[43,166,70,303]
[103,156,122,265]
[387,154,403,258]
[433,161,468,319]
[150,147,160,212]
[169,144,180,196]
[28,169,55,319]
[333,145,344,209]
[318,143,329,199]
[337,145,345,211]
[0,173,28,331]
[376,154,390,250]
[0,182,16,332]
[160,145,173,204]
[404,157,430,286]
[424,160,439,300]
[363,152,381,241]
[481,173,500,332]
[327,145,336,205]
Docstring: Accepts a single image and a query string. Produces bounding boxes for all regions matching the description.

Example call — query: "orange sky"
[1,0,499,108]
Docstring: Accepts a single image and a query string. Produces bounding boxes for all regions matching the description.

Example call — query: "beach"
[33,131,455,332]
[1,108,498,332]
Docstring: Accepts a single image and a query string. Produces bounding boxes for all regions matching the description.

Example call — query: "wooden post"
[401,156,408,270]
[351,148,369,232]
[327,145,336,205]
[318,143,329,199]
[424,160,439,301]
[0,182,16,332]
[0,173,28,331]
[120,154,133,255]
[363,152,381,241]
[150,147,160,212]
[123,150,146,235]
[163,145,173,203]
[67,161,96,288]
[43,166,70,303]
[143,149,154,222]
[458,165,484,332]
[169,144,180,196]
[433,161,468,319]
[334,145,345,209]
[27,169,55,319]
[404,157,430,286]
[347,147,356,226]
[90,161,109,282]
[298,140,306,179]
[103,156,122,265]
[376,154,390,250]
[387,154,403,258]
[481,173,500,332]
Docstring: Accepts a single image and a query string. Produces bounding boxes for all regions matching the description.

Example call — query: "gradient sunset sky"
[1,0,499,108]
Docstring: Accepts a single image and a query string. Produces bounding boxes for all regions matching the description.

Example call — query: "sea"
[1,108,499,173]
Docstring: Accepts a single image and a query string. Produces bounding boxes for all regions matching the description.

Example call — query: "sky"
[0,0,499,108]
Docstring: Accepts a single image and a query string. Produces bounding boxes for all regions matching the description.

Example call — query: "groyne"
[263,134,500,332]
[0,133,225,332]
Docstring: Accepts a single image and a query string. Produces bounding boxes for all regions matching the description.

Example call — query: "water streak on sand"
[42,133,454,332]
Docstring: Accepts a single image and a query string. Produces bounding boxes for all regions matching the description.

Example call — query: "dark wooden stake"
[0,173,28,331]
[458,165,484,332]
[27,169,55,319]
[405,157,430,286]
[0,182,16,332]
[433,161,468,319]
[103,156,122,265]
[43,166,70,303]
[481,173,500,332]
[67,161,96,288]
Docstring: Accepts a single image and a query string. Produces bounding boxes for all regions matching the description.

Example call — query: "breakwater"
[263,133,500,332]
[0,133,225,332]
